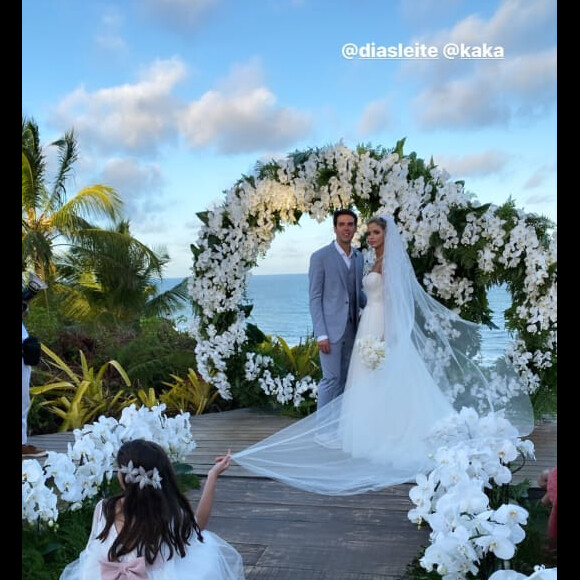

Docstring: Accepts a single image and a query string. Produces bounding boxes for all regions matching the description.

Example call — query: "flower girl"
[60,439,245,580]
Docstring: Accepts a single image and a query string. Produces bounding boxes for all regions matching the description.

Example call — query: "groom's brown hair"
[333,209,358,226]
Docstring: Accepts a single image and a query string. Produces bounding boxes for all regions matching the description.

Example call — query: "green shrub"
[161,368,222,415]
[113,317,198,393]
[30,345,135,432]
[23,499,97,580]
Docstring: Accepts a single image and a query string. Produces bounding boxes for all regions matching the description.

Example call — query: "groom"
[309,209,366,410]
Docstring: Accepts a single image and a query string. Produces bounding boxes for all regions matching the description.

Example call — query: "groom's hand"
[318,339,330,354]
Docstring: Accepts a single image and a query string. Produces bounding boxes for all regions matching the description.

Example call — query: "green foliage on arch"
[189,139,556,414]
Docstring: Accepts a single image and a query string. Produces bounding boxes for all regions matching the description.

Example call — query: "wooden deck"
[28,409,557,580]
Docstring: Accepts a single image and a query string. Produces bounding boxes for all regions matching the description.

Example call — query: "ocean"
[160,274,514,365]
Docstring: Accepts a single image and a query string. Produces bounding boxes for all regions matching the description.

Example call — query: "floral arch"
[188,139,557,410]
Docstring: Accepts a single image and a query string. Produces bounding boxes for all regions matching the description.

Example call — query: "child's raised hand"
[209,449,232,477]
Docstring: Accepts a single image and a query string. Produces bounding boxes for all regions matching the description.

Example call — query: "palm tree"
[22,115,123,282]
[55,219,190,326]
[23,115,189,327]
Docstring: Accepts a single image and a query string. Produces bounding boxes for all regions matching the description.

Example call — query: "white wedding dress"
[232,215,534,495]
[339,271,455,467]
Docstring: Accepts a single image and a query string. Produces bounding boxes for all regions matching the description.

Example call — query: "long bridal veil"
[232,215,534,495]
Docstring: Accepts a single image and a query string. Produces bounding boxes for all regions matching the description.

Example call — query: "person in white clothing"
[59,439,245,580]
[22,274,47,459]
[233,214,534,495]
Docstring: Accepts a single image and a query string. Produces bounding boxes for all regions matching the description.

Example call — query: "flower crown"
[119,460,163,490]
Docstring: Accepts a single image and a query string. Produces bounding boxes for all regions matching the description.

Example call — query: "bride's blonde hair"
[366,216,387,231]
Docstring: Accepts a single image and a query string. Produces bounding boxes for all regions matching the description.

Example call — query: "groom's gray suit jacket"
[309,242,366,343]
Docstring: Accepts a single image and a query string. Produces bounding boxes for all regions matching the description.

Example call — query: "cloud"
[413,77,511,129]
[49,58,187,156]
[98,157,166,225]
[402,0,556,130]
[94,5,127,54]
[522,162,556,190]
[423,0,556,55]
[181,62,313,153]
[412,47,556,130]
[433,149,556,220]
[139,0,221,34]
[498,49,556,116]
[434,149,510,178]
[523,191,555,209]
[357,100,391,137]
[49,57,312,158]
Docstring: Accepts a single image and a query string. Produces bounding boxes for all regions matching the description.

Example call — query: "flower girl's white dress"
[59,499,245,580]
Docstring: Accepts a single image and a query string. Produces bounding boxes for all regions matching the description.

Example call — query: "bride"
[232,214,534,495]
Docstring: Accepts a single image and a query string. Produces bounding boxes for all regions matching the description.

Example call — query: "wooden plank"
[27,409,556,484]
[189,477,430,580]
[26,409,556,580]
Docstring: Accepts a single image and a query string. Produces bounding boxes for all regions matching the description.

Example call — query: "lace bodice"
[363,272,383,302]
[359,272,384,340]
[363,272,383,305]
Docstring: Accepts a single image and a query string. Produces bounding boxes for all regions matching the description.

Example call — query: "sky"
[22,0,557,278]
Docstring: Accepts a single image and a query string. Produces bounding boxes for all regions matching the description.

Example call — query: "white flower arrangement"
[407,407,538,579]
[489,566,557,580]
[188,141,557,406]
[355,336,387,370]
[22,404,196,526]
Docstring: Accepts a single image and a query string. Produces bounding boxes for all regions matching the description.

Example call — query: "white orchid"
[408,409,546,579]
[22,405,196,526]
[355,336,387,370]
[489,566,557,580]
[188,142,556,406]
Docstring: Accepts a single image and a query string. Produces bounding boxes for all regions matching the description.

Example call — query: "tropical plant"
[160,368,221,415]
[266,335,321,379]
[54,220,190,325]
[135,386,161,409]
[112,316,198,392]
[22,497,97,580]
[23,115,191,334]
[24,315,202,435]
[30,344,136,431]
[22,115,123,283]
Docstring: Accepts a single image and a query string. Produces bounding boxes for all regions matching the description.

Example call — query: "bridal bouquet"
[356,337,387,370]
